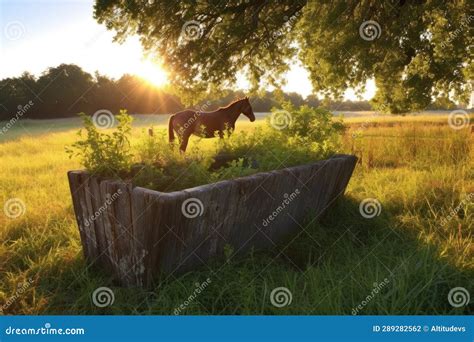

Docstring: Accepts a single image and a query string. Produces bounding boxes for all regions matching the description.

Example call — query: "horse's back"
[173,109,196,117]
[171,109,198,124]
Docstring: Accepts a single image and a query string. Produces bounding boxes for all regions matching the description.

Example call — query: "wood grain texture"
[68,154,357,287]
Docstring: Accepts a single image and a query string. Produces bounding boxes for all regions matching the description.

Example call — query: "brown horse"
[168,97,255,151]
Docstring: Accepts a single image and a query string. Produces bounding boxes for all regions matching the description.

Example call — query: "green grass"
[0,114,472,315]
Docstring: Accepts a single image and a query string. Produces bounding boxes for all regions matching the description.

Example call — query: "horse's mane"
[217,97,247,111]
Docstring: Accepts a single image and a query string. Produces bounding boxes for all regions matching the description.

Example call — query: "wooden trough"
[68,154,357,287]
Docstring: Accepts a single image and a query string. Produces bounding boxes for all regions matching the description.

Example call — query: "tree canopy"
[94,0,472,113]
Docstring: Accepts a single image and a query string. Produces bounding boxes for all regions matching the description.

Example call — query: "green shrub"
[216,103,345,171]
[65,110,133,176]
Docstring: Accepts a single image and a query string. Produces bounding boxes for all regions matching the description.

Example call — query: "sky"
[0,0,376,100]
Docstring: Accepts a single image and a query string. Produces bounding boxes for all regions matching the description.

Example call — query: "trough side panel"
[68,171,93,262]
[89,176,111,269]
[319,158,343,209]
[185,183,228,268]
[256,169,301,246]
[108,182,136,286]
[307,159,338,217]
[81,175,101,261]
[130,188,149,286]
[329,155,358,201]
[99,181,120,278]
[155,192,190,275]
[226,173,276,254]
[133,189,177,287]
[67,171,99,262]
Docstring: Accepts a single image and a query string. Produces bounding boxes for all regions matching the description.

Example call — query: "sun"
[135,59,169,87]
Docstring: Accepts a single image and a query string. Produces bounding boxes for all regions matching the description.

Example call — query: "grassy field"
[0,113,472,315]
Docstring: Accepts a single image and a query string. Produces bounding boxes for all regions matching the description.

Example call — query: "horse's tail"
[168,115,175,143]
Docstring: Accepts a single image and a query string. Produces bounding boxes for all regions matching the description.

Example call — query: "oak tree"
[94,0,472,112]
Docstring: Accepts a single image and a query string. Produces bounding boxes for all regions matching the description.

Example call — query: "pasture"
[0,113,472,315]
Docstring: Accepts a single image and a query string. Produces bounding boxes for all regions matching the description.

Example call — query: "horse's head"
[241,97,255,122]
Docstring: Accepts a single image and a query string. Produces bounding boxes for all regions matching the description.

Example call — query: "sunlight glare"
[135,59,169,87]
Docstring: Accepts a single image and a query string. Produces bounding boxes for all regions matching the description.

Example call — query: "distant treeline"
[0,63,458,121]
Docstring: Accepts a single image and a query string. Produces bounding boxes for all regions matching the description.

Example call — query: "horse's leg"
[168,115,175,143]
[180,131,191,152]
[218,124,234,138]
